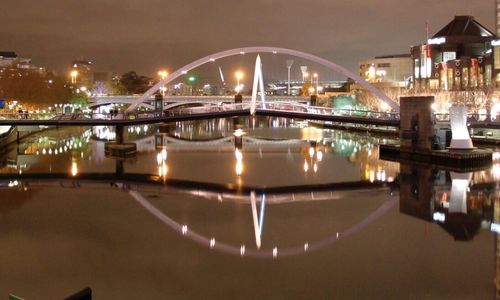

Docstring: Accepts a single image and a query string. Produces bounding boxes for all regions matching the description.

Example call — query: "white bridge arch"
[126,46,400,113]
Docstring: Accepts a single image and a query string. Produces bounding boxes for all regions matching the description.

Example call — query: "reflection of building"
[399,162,497,241]
[411,16,498,92]
[359,54,412,87]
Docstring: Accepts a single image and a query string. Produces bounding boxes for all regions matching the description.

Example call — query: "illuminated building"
[359,54,412,87]
[0,52,44,74]
[70,60,93,87]
[411,15,498,92]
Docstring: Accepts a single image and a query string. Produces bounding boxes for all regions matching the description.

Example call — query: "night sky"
[0,0,495,82]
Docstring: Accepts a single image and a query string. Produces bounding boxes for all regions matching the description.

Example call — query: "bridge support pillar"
[104,125,137,158]
[234,93,243,104]
[116,160,124,176]
[116,125,124,144]
[400,96,434,154]
[309,95,317,106]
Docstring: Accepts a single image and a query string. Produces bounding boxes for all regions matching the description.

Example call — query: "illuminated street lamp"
[158,70,168,80]
[158,70,168,96]
[313,73,319,93]
[235,71,243,94]
[70,70,78,84]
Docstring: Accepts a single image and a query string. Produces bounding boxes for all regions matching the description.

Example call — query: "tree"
[119,71,152,94]
[0,65,72,106]
[91,81,112,96]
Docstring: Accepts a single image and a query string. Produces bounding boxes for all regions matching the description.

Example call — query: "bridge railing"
[166,103,251,117]
[260,103,400,120]
[1,102,400,122]
[434,113,500,124]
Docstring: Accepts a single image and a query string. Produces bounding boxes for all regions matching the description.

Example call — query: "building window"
[495,48,500,70]
[414,59,420,79]
[447,68,454,90]
[486,65,492,86]
[461,67,469,89]
[377,63,391,68]
[442,52,456,62]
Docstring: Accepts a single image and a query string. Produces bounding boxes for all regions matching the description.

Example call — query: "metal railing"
[434,113,500,124]
[0,102,400,122]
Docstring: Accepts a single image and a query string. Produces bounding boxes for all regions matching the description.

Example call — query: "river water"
[0,116,498,299]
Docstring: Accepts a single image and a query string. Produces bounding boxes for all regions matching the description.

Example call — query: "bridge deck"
[0,106,400,127]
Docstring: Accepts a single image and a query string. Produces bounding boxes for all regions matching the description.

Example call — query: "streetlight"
[313,73,319,92]
[70,70,78,84]
[158,70,168,80]
[286,60,294,96]
[158,70,168,96]
[235,71,243,93]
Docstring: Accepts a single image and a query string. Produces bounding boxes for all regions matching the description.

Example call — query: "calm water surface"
[0,117,499,299]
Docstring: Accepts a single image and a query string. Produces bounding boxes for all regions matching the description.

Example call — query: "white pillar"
[251,55,266,115]
[449,105,474,149]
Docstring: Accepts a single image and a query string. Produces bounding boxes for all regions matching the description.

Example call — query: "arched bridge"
[126,46,400,113]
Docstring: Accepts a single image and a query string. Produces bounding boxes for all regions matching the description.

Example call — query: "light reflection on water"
[1,117,500,298]
[0,117,400,187]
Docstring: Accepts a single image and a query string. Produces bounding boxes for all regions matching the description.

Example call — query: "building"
[0,52,18,68]
[411,15,498,92]
[70,60,93,88]
[0,52,41,71]
[359,54,412,87]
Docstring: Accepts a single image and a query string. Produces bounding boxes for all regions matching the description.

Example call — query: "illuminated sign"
[427,37,446,45]
[492,40,500,46]
[442,52,456,62]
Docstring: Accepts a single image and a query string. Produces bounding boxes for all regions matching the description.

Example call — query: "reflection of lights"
[235,149,243,176]
[317,151,323,162]
[233,129,245,137]
[308,147,315,157]
[493,152,500,160]
[71,161,78,177]
[181,225,188,235]
[433,212,446,223]
[157,149,169,178]
[240,245,246,256]
[493,163,500,179]
[313,163,318,173]
[8,180,19,188]
[273,247,278,259]
[303,160,309,173]
[236,161,243,176]
[491,223,500,234]
[210,238,216,249]
[304,243,309,251]
[158,162,168,177]
[369,170,375,183]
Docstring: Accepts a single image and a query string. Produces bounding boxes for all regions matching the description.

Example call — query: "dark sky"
[0,0,495,82]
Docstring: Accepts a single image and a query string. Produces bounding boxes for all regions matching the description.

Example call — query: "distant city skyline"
[0,0,495,80]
